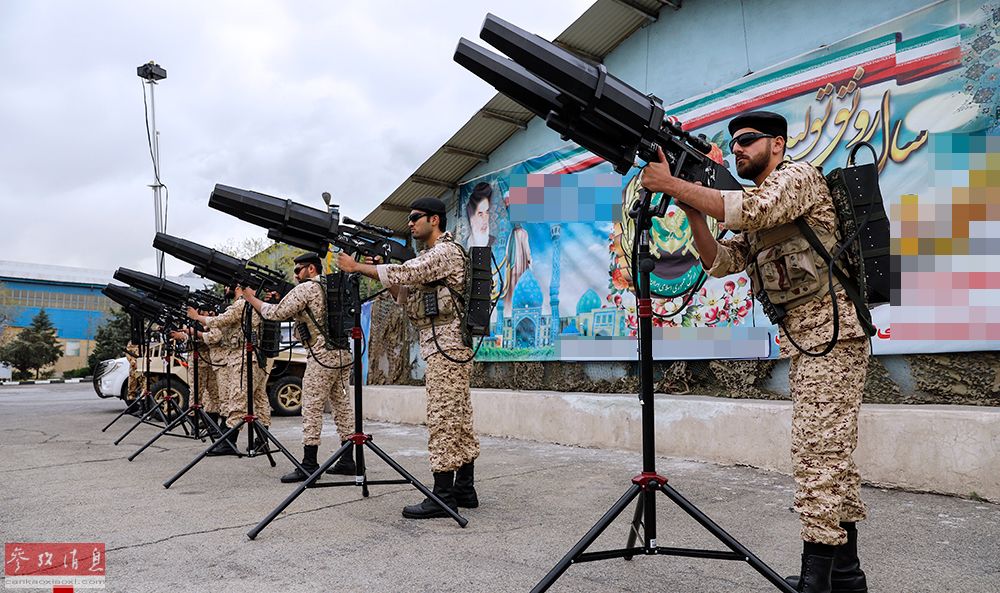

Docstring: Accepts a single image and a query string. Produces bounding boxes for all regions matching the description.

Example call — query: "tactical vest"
[409,280,461,330]
[747,221,841,312]
[407,242,466,333]
[299,277,335,350]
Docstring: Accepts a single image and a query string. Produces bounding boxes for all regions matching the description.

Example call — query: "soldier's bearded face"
[408,211,432,241]
[734,137,772,181]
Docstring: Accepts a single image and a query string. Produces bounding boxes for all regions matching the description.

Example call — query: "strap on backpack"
[793,218,875,337]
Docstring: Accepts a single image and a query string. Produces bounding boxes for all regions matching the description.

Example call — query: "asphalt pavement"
[1,383,997,593]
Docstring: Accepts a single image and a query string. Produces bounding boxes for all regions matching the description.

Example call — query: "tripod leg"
[113,398,164,445]
[197,409,225,441]
[163,421,245,489]
[258,424,277,467]
[161,397,192,437]
[356,442,369,497]
[531,483,643,593]
[623,490,645,561]
[363,440,467,527]
[101,397,143,432]
[247,441,349,540]
[659,483,797,593]
[128,407,191,461]
[252,421,304,470]
[169,399,192,437]
[189,407,201,439]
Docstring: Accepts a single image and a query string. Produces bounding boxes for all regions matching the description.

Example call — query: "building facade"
[0,261,208,376]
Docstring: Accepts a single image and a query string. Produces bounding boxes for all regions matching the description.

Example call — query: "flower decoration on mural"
[678,276,754,328]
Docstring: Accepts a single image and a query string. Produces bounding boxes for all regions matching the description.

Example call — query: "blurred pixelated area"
[891,133,1000,341]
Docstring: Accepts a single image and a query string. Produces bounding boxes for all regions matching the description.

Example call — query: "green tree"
[0,309,63,378]
[88,308,133,369]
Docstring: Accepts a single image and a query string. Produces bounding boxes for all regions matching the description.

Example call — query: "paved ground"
[1,383,998,593]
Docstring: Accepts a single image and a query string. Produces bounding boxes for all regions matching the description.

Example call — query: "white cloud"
[0,0,593,275]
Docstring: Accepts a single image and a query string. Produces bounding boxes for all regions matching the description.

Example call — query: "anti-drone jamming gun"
[113,268,224,316]
[102,284,185,330]
[152,233,294,298]
[208,184,414,262]
[454,14,743,198]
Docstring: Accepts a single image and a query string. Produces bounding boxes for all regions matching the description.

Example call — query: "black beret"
[411,196,447,216]
[471,182,492,200]
[728,111,788,139]
[293,252,322,267]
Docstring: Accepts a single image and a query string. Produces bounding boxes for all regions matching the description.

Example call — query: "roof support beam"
[410,175,458,190]
[479,109,529,129]
[442,145,489,162]
[377,203,413,213]
[658,0,682,10]
[610,0,659,21]
[553,41,604,64]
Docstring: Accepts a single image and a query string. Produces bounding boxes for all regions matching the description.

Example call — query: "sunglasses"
[408,212,430,223]
[293,266,305,274]
[729,132,774,152]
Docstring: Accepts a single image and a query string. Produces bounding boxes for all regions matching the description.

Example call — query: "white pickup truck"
[93,341,308,416]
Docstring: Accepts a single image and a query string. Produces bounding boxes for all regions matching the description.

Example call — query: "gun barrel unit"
[209,185,340,255]
[114,267,225,316]
[208,185,414,262]
[454,14,742,190]
[102,284,181,328]
[113,268,189,307]
[153,232,294,297]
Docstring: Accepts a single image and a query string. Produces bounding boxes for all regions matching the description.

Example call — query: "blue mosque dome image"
[576,288,601,315]
[513,269,544,310]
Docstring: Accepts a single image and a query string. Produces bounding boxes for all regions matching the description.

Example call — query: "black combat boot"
[453,461,479,508]
[402,472,458,519]
[785,541,835,593]
[326,441,357,475]
[280,445,319,483]
[828,523,868,592]
[787,524,868,593]
[205,427,241,457]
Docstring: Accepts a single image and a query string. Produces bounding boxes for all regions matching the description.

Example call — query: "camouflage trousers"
[790,337,870,546]
[192,354,221,415]
[216,352,271,428]
[301,348,353,446]
[126,366,146,401]
[424,350,479,473]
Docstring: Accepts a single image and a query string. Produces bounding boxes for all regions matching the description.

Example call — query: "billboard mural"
[453,0,1000,361]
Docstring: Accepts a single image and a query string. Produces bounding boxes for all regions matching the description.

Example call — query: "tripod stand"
[101,321,159,433]
[531,190,794,593]
[163,302,304,489]
[129,331,226,461]
[248,273,467,539]
[110,332,188,445]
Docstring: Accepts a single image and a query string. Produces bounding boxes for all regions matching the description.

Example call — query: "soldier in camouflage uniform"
[339,196,480,519]
[188,292,272,455]
[193,331,222,428]
[242,252,355,483]
[171,314,223,430]
[641,111,870,593]
[124,341,145,402]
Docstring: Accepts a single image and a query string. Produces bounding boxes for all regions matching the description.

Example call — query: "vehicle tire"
[268,375,302,416]
[148,378,190,421]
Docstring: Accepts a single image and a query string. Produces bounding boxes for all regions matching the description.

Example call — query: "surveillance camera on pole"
[138,61,168,278]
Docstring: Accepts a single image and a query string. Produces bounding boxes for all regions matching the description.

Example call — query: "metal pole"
[147,79,165,279]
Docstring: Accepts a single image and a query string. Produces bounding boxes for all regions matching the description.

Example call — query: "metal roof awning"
[364,0,678,234]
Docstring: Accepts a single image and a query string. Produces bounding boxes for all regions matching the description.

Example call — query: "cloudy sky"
[0,0,592,275]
